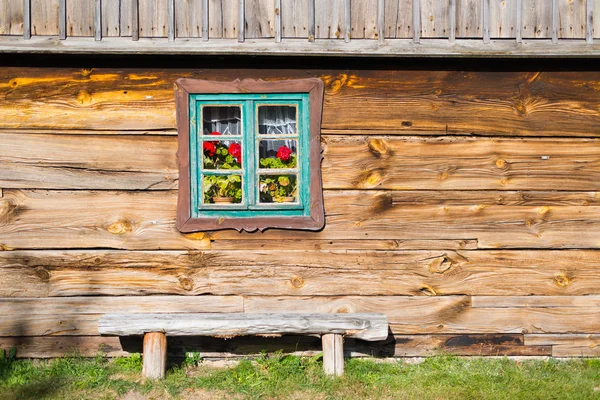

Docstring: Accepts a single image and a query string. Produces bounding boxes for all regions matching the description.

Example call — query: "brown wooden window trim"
[174,78,325,233]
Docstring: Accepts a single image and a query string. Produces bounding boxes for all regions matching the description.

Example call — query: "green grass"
[0,352,599,400]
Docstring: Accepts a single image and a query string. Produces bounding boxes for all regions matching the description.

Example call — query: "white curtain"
[203,107,241,135]
[258,106,297,135]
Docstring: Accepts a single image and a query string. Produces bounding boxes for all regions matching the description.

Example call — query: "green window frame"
[175,78,325,232]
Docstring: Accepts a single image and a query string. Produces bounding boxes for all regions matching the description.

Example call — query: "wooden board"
[67,0,94,37]
[315,0,345,39]
[521,0,552,38]
[245,0,274,38]
[244,296,600,334]
[98,313,389,340]
[139,0,169,37]
[5,134,600,191]
[558,0,585,39]
[5,189,600,249]
[384,0,413,38]
[351,0,378,39]
[0,296,597,336]
[281,0,309,38]
[525,334,600,357]
[2,69,599,137]
[456,0,482,37]
[208,0,238,38]
[421,0,450,38]
[0,0,24,35]
[31,0,59,35]
[489,0,518,38]
[174,0,203,38]
[102,0,122,36]
[0,333,553,358]
[0,296,243,314]
[2,250,600,297]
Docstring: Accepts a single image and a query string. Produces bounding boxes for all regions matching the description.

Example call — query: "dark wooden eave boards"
[175,78,325,233]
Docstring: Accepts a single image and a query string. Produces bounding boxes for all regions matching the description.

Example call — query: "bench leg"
[142,332,167,380]
[322,333,344,376]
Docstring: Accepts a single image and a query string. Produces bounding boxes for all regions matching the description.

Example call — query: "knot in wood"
[290,276,305,289]
[34,267,50,282]
[107,219,133,235]
[495,159,506,169]
[428,256,453,274]
[178,276,194,291]
[553,273,571,287]
[367,139,392,159]
[76,90,93,105]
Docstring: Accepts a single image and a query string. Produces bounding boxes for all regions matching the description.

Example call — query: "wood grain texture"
[99,313,389,340]
[351,0,378,39]
[557,0,585,39]
[209,0,238,38]
[142,332,167,379]
[102,0,121,36]
[5,189,600,248]
[521,0,552,38]
[383,0,412,38]
[6,134,600,191]
[139,0,168,37]
[245,0,274,38]
[2,69,599,137]
[67,0,94,37]
[456,0,481,37]
[2,250,600,297]
[595,0,600,38]
[420,0,449,38]
[322,333,344,375]
[281,0,308,38]
[525,334,600,356]
[0,296,244,314]
[244,296,600,334]
[31,0,59,35]
[315,0,345,39]
[489,0,518,38]
[175,0,202,37]
[0,0,24,35]
[2,296,598,336]
[0,333,552,358]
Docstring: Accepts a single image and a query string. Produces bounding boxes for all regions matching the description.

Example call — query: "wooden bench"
[98,313,388,379]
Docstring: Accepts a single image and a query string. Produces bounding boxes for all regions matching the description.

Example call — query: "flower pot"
[213,196,234,204]
[283,196,296,203]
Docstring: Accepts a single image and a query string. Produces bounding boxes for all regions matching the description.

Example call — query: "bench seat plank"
[98,313,389,341]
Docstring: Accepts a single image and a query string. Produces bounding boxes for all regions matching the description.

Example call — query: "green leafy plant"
[203,133,241,170]
[203,175,243,203]
[259,145,297,169]
[260,175,297,203]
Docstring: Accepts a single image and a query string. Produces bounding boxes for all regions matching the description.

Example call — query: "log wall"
[1,67,600,359]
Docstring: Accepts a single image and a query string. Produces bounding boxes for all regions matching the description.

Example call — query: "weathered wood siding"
[1,67,600,358]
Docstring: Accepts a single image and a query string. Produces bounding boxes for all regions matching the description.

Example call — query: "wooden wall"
[1,66,600,358]
[1,0,599,41]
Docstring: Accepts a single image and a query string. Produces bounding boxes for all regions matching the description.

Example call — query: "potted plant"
[260,175,297,203]
[203,174,242,204]
[203,132,242,170]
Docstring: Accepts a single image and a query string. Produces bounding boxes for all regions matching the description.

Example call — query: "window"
[175,78,325,232]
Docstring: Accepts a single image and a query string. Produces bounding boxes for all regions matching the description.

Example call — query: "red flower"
[228,143,242,163]
[203,141,216,157]
[208,131,221,145]
[277,145,292,162]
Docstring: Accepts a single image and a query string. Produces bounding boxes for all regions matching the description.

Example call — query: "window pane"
[259,174,297,203]
[258,140,297,169]
[203,140,242,170]
[203,174,243,204]
[202,106,242,135]
[258,106,297,135]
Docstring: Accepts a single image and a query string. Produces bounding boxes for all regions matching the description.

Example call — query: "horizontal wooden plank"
[98,313,389,341]
[524,334,600,357]
[0,334,552,358]
[208,239,478,250]
[244,296,600,334]
[4,189,600,249]
[5,133,600,191]
[2,296,597,335]
[1,68,599,137]
[2,250,600,297]
[0,133,178,190]
[473,296,600,308]
[0,296,243,314]
[2,36,600,57]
